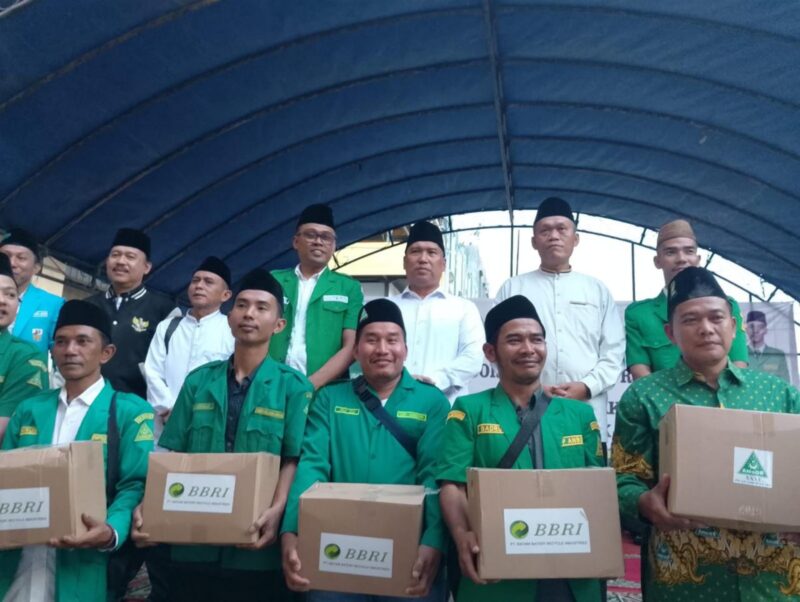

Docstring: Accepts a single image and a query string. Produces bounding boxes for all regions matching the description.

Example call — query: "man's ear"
[664,322,676,346]
[100,343,117,365]
[483,342,497,364]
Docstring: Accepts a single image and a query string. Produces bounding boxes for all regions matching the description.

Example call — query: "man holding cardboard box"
[281,298,450,600]
[0,299,154,601]
[437,295,605,602]
[613,266,800,601]
[135,268,313,601]
[0,252,52,444]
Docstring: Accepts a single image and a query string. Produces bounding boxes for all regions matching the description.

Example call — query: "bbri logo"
[324,544,341,559]
[168,483,185,498]
[509,520,529,540]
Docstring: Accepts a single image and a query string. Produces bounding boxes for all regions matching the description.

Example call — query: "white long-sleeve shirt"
[496,269,625,441]
[285,265,324,374]
[6,377,107,602]
[390,287,485,403]
[143,309,234,440]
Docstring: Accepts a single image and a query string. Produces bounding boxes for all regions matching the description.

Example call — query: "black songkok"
[667,266,729,320]
[1,228,40,259]
[406,221,445,254]
[356,299,405,337]
[534,197,575,225]
[297,204,335,230]
[56,300,112,340]
[111,228,151,258]
[195,256,231,288]
[485,295,546,343]
[0,253,13,281]
[746,310,767,324]
[236,268,284,312]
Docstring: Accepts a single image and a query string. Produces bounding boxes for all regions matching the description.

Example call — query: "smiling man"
[269,205,364,390]
[613,267,800,601]
[625,219,748,379]
[281,298,450,601]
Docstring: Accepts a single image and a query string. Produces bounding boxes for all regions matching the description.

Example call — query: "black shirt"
[87,284,175,398]
[225,361,256,452]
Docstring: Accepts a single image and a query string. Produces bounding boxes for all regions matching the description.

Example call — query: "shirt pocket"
[188,410,215,451]
[244,414,283,455]
[322,300,348,314]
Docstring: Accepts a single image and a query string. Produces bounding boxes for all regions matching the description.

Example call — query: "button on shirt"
[390,288,484,403]
[6,377,106,602]
[497,269,625,441]
[285,265,324,374]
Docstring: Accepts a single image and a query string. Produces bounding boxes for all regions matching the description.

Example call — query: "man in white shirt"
[390,221,484,403]
[144,256,234,442]
[496,197,625,443]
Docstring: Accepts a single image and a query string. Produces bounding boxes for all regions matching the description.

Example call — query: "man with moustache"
[0,253,49,443]
[270,204,364,389]
[0,228,64,352]
[625,219,748,379]
[613,267,800,602]
[437,295,604,602]
[390,221,484,403]
[144,256,235,443]
[0,300,154,601]
[281,299,450,601]
[133,269,313,602]
[86,228,177,399]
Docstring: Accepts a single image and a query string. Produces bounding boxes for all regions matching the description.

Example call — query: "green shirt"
[0,329,48,418]
[0,382,153,601]
[269,267,363,376]
[160,356,313,571]
[612,361,800,602]
[748,345,792,383]
[625,291,749,371]
[281,370,449,552]
[435,386,604,602]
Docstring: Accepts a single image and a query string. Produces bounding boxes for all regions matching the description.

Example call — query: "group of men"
[0,196,798,602]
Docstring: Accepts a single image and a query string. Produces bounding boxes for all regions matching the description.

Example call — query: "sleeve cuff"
[99,527,119,552]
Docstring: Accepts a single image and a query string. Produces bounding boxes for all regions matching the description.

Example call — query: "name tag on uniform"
[561,435,584,447]
[20,426,37,437]
[323,294,348,303]
[32,310,48,318]
[477,423,504,435]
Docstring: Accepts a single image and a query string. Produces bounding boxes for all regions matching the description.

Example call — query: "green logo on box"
[168,483,185,498]
[738,452,768,478]
[324,544,341,559]
[509,520,529,539]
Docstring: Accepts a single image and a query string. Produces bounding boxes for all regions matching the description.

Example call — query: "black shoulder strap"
[163,316,182,354]
[353,376,417,461]
[106,392,120,501]
[497,406,542,469]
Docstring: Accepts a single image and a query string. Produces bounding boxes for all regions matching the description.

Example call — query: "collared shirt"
[225,361,256,452]
[390,287,484,403]
[496,269,625,441]
[6,377,106,602]
[285,265,324,374]
[143,309,234,426]
[512,389,549,469]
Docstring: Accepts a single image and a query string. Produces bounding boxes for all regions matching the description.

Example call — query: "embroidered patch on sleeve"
[28,359,48,371]
[134,412,154,424]
[134,423,155,442]
[26,373,43,389]
[447,410,466,422]
[590,421,601,432]
[19,426,37,436]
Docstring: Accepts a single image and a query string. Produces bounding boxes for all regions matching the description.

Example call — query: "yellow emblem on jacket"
[477,423,504,435]
[131,317,150,333]
[397,411,427,422]
[335,406,360,416]
[91,433,108,443]
[254,407,284,420]
[447,410,465,422]
[134,412,154,424]
[134,423,154,442]
[28,358,48,371]
[193,403,215,412]
[20,426,37,436]
[561,435,583,447]
[590,421,601,432]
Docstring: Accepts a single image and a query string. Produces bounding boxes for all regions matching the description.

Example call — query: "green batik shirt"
[612,360,800,602]
[0,329,48,418]
[625,291,749,371]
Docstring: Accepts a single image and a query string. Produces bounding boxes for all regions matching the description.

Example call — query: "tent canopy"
[1,0,798,297]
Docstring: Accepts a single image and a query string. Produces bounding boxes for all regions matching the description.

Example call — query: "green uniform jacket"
[435,386,604,602]
[748,345,792,382]
[281,370,450,553]
[0,329,48,418]
[159,356,313,571]
[625,291,749,372]
[0,382,154,602]
[269,268,363,376]
[612,361,800,602]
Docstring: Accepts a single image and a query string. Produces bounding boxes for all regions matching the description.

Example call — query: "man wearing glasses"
[270,204,364,390]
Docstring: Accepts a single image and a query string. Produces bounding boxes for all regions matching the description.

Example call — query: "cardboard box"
[467,467,624,580]
[0,441,106,550]
[660,403,800,532]
[141,452,280,545]
[298,483,426,597]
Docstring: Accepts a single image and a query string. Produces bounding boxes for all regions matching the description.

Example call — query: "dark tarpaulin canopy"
[0,0,798,298]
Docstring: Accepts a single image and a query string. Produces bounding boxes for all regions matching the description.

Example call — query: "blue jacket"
[12,283,65,352]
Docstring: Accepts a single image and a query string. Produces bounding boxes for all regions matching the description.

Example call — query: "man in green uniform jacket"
[0,299,154,602]
[613,267,800,602]
[437,295,604,602]
[269,204,363,389]
[745,310,792,382]
[0,253,49,443]
[133,268,313,602]
[281,298,450,601]
[625,219,748,379]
